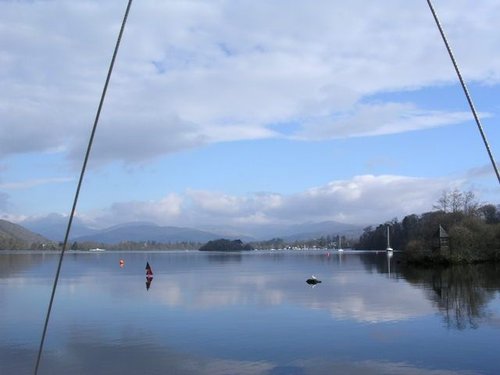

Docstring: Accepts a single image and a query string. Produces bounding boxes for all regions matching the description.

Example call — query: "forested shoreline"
[356,190,500,264]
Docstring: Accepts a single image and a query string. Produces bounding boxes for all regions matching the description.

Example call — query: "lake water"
[1,250,499,375]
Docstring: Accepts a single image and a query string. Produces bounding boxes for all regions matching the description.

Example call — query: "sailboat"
[386,225,393,254]
[338,235,344,252]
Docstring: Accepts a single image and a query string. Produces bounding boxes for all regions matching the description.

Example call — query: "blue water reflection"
[1,250,499,374]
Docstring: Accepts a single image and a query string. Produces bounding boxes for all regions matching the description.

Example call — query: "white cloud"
[92,193,184,226]
[0,177,73,190]
[187,190,246,216]
[293,103,476,140]
[70,112,208,166]
[259,174,454,225]
[2,0,500,164]
[85,174,462,229]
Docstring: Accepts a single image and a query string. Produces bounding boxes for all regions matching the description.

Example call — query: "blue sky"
[0,0,499,230]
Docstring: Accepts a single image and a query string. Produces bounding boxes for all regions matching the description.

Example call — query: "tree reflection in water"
[402,263,500,330]
[358,252,500,330]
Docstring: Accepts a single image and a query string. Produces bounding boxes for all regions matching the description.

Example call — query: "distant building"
[433,225,449,254]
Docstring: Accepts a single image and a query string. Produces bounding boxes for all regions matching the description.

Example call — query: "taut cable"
[34,1,134,373]
[426,0,500,184]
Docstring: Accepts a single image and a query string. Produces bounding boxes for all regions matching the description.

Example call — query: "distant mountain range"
[0,219,49,245]
[15,214,364,244]
[73,222,226,244]
[21,213,98,241]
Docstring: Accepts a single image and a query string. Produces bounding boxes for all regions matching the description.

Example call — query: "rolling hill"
[0,219,50,247]
[20,213,98,241]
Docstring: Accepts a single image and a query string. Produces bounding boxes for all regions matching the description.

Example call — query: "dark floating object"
[145,262,154,291]
[306,275,321,285]
[145,262,153,277]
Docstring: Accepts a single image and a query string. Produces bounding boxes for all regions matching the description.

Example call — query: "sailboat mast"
[387,225,390,249]
[386,225,393,252]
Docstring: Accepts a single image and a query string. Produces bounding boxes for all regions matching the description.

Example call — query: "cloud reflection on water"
[1,251,499,374]
[0,340,478,375]
[148,269,433,324]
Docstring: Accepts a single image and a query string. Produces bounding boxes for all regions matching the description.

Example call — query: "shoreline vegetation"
[199,239,254,251]
[356,189,500,265]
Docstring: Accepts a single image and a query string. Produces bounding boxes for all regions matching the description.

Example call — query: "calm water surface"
[1,250,499,374]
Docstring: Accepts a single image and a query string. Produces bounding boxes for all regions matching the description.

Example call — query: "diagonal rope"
[34,1,134,374]
[426,0,500,184]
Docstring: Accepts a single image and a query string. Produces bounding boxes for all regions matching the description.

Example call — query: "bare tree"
[433,190,450,212]
[463,191,479,217]
[434,189,479,216]
[449,189,464,213]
